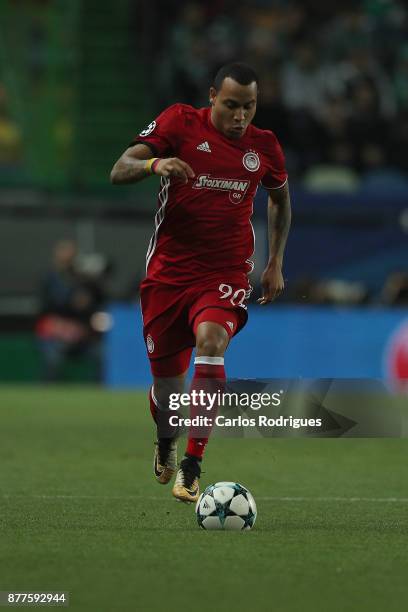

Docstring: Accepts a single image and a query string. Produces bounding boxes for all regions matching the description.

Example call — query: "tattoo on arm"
[110,144,155,184]
[110,156,148,184]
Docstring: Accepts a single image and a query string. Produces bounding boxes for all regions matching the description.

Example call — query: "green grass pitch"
[1,386,408,612]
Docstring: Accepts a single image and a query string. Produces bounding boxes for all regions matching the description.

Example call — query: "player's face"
[209,77,257,139]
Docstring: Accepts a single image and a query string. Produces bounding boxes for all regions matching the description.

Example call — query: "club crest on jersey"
[193,174,250,203]
[139,121,156,137]
[146,334,155,353]
[243,150,260,172]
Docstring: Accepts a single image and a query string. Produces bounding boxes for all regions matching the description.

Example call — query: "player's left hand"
[257,260,284,305]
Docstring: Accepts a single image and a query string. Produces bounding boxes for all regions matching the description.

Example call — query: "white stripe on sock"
[194,356,225,366]
[151,385,159,407]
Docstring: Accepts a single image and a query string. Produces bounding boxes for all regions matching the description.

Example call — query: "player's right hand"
[154,157,195,184]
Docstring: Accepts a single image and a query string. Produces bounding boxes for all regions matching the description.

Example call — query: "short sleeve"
[130,104,182,157]
[261,133,288,190]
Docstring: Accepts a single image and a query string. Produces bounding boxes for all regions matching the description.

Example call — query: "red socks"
[149,357,226,460]
[186,356,225,460]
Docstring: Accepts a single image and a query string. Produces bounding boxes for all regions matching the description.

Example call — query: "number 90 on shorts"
[218,283,249,307]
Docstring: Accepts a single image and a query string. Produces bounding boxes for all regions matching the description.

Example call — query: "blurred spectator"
[347,78,389,172]
[332,46,396,118]
[319,7,374,62]
[157,3,210,107]
[35,240,108,382]
[381,271,408,305]
[281,40,329,117]
[253,74,289,141]
[280,41,330,172]
[319,95,354,167]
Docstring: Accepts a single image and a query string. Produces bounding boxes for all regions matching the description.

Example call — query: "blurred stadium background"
[0,0,407,387]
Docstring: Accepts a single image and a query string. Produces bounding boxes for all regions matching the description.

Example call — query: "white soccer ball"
[195,482,257,530]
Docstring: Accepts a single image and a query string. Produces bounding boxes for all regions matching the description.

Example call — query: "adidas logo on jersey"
[197,141,211,152]
[226,321,235,331]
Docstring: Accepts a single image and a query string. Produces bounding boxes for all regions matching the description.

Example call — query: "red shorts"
[140,274,251,363]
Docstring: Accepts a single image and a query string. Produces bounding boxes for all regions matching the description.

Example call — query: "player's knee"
[195,325,228,357]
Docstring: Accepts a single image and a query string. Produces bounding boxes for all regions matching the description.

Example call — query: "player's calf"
[184,354,226,462]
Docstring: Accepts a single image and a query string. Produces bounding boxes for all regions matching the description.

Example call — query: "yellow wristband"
[145,158,159,174]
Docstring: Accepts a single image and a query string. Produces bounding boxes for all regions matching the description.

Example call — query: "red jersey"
[134,104,287,285]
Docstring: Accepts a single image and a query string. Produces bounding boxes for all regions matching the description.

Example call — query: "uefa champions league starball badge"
[139,121,156,137]
[242,150,260,172]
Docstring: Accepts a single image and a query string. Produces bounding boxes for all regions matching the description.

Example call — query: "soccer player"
[110,63,291,503]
